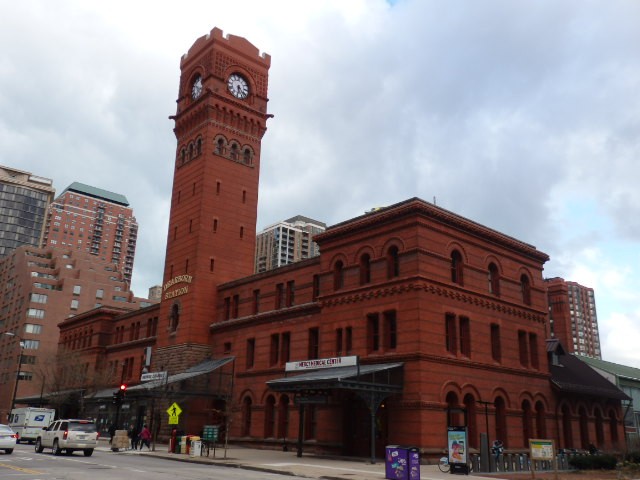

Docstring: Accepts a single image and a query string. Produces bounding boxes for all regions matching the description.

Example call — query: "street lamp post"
[3,332,25,416]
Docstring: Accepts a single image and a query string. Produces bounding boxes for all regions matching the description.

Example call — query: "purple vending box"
[408,447,420,480]
[385,445,408,480]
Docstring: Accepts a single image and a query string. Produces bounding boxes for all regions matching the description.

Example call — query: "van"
[8,407,56,444]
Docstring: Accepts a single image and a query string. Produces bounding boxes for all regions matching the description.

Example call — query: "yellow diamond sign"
[167,402,182,424]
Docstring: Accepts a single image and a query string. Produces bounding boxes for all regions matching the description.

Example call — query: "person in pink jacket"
[139,424,151,450]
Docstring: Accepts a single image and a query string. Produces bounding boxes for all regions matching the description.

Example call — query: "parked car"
[35,419,99,456]
[0,424,18,454]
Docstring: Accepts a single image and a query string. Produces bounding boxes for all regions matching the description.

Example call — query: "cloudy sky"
[2,0,639,367]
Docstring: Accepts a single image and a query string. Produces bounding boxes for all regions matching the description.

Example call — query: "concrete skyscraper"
[41,182,138,283]
[546,277,601,358]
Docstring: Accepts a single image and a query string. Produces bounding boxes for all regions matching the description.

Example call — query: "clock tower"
[155,28,271,371]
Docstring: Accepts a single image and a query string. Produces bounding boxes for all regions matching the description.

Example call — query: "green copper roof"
[577,355,640,382]
[62,182,129,206]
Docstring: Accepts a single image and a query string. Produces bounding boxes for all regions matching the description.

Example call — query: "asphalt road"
[0,443,308,480]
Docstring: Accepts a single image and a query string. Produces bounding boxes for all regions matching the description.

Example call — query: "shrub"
[568,454,617,470]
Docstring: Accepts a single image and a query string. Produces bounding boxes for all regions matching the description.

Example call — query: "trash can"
[385,445,420,480]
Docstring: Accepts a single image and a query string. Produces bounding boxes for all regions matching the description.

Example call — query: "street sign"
[141,371,167,382]
[167,402,182,425]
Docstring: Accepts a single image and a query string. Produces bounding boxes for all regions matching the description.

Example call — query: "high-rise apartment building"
[255,215,326,273]
[0,245,153,419]
[41,182,138,282]
[0,166,55,258]
[546,277,601,358]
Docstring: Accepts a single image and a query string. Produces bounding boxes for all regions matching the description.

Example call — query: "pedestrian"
[128,425,139,450]
[108,424,116,445]
[139,424,151,450]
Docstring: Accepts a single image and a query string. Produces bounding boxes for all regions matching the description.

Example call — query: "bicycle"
[438,455,450,473]
[438,453,474,473]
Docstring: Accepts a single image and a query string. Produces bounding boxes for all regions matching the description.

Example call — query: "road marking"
[262,462,385,476]
[0,463,43,474]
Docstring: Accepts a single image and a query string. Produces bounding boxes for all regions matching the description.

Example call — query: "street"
[0,443,308,480]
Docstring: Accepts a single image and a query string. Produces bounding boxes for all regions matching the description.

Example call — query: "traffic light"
[112,384,127,405]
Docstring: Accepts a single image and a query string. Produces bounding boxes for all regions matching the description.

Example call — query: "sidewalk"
[97,439,498,480]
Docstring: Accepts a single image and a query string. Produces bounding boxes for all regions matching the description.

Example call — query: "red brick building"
[50,27,627,458]
[0,245,152,420]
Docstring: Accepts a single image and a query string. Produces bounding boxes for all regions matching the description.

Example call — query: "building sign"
[140,371,167,382]
[285,355,358,372]
[529,439,554,460]
[163,275,193,300]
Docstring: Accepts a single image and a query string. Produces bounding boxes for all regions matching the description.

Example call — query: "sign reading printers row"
[285,355,358,372]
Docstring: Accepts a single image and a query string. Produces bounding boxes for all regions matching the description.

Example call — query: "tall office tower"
[41,182,138,283]
[255,215,326,273]
[0,245,151,419]
[0,166,55,258]
[546,277,601,358]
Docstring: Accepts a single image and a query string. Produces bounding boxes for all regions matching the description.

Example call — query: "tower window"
[240,226,244,239]
[216,181,221,195]
[196,138,202,155]
[521,274,532,305]
[451,250,464,285]
[488,263,500,296]
[243,148,252,165]
[210,257,214,272]
[242,190,247,203]
[215,138,225,155]
[213,218,218,232]
[360,253,371,285]
[189,219,193,233]
[230,144,239,160]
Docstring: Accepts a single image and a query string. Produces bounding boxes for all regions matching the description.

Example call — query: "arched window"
[264,395,276,438]
[230,144,239,160]
[188,143,194,160]
[488,263,500,296]
[386,246,399,279]
[278,395,290,439]
[451,250,464,285]
[215,138,225,155]
[522,400,533,447]
[170,303,179,332]
[333,260,344,290]
[495,397,508,447]
[562,404,573,448]
[535,401,546,438]
[464,394,478,448]
[579,406,589,449]
[180,148,186,165]
[609,410,619,445]
[243,148,252,165]
[520,274,531,305]
[242,396,252,437]
[359,253,371,285]
[196,138,202,155]
[594,408,604,447]
[445,392,460,427]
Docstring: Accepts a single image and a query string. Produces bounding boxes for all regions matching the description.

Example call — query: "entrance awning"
[267,362,403,394]
[128,357,235,391]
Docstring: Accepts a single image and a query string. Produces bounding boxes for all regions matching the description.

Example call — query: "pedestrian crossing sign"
[167,402,182,424]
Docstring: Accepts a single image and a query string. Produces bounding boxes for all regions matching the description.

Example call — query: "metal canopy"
[267,362,403,464]
[128,357,235,391]
[267,362,403,394]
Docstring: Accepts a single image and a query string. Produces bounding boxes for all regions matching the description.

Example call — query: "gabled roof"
[549,351,630,401]
[577,355,640,383]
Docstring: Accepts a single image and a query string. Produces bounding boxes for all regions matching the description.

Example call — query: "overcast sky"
[2,0,639,367]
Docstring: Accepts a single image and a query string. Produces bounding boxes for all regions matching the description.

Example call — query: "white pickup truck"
[35,419,99,456]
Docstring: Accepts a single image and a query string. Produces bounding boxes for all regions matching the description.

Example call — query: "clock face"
[227,73,249,99]
[191,75,203,99]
